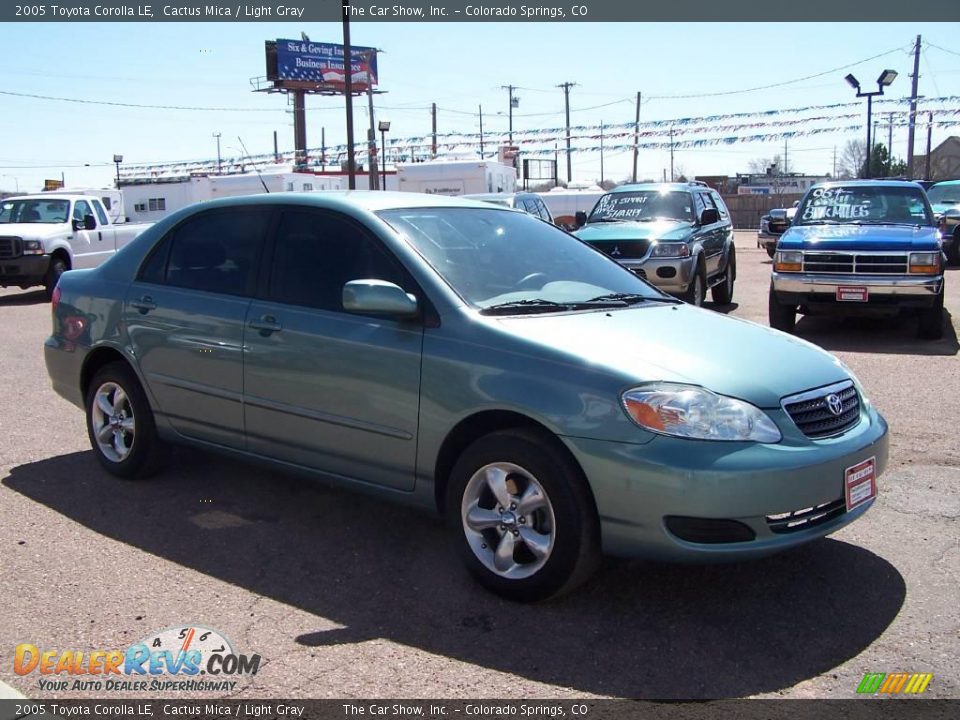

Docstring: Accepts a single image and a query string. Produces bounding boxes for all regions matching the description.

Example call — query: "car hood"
[0,223,67,239]
[778,223,940,252]
[491,304,849,408]
[574,219,693,243]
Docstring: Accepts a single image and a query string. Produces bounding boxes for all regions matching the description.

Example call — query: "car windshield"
[0,199,70,224]
[586,190,694,224]
[927,185,960,206]
[377,207,668,312]
[795,185,934,226]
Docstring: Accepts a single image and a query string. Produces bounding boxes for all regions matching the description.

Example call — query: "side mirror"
[574,211,587,228]
[343,279,418,318]
[83,214,97,230]
[71,218,82,231]
[699,208,720,225]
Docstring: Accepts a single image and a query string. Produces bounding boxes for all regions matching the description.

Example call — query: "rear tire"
[949,231,960,267]
[44,256,67,301]
[85,362,167,479]
[918,289,945,340]
[711,250,735,305]
[768,283,796,333]
[766,245,777,259]
[446,428,601,602]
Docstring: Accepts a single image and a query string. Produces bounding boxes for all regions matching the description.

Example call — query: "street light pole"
[113,154,123,190]
[845,70,897,179]
[378,120,390,191]
[213,132,222,174]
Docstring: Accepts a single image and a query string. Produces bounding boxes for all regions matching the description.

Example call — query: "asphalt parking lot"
[1,230,958,700]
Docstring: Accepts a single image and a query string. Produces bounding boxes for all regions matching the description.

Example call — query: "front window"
[378,207,668,313]
[0,199,69,224]
[586,190,694,224]
[795,185,934,226]
[927,184,960,207]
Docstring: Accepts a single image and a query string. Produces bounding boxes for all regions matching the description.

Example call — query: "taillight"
[51,286,61,310]
[62,316,87,341]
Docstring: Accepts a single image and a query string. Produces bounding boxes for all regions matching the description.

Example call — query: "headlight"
[651,242,691,258]
[908,251,940,275]
[621,383,782,442]
[22,240,44,255]
[774,250,802,272]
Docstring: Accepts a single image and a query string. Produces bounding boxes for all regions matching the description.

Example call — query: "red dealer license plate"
[837,286,869,302]
[845,457,877,511]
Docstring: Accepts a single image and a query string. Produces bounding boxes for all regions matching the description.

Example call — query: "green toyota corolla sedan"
[44,192,888,601]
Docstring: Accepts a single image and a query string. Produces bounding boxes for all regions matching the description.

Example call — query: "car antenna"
[237,136,270,194]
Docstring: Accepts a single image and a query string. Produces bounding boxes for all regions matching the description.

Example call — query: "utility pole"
[364,49,379,190]
[213,132,222,174]
[669,126,675,182]
[342,9,356,188]
[431,103,437,158]
[557,82,576,182]
[321,127,326,168]
[907,34,921,179]
[501,85,517,145]
[887,112,894,176]
[632,91,641,183]
[783,136,788,175]
[478,105,484,159]
[273,130,279,163]
[832,146,837,178]
[926,111,933,179]
[599,120,604,185]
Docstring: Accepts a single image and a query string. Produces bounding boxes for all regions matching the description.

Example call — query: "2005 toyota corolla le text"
[44,192,888,601]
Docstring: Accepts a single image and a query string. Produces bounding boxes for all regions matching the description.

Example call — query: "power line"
[925,41,960,59]
[0,89,282,112]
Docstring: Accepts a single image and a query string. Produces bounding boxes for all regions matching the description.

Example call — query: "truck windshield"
[927,185,960,206]
[795,186,933,226]
[378,206,666,311]
[0,199,70,224]
[586,190,694,224]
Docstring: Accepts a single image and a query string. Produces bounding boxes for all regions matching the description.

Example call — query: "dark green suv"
[573,182,736,306]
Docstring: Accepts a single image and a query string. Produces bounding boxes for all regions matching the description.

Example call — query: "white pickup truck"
[0,193,151,299]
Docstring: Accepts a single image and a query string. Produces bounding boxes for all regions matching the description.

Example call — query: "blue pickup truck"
[769,180,945,339]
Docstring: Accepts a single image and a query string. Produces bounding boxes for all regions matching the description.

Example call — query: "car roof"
[608,183,704,193]
[462,192,535,200]
[809,179,927,190]
[178,191,511,214]
[930,179,960,187]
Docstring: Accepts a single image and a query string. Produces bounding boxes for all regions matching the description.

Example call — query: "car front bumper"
[617,255,697,294]
[772,272,942,308]
[561,404,888,561]
[0,254,50,287]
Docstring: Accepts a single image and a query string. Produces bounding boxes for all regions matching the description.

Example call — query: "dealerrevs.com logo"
[14,625,262,692]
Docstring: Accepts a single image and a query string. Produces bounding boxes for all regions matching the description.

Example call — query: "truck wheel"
[85,362,167,479]
[711,250,735,305]
[44,256,67,301]
[918,289,945,340]
[768,283,796,333]
[949,231,960,267]
[766,245,776,259]
[447,429,600,602]
[683,263,707,307]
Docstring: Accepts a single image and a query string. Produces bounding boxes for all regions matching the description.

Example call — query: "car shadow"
[3,451,906,699]
[0,289,47,306]
[706,301,739,315]
[793,308,959,356]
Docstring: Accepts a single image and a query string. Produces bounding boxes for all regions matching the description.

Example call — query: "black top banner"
[2,0,958,22]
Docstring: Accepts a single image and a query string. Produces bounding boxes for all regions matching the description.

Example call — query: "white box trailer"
[396,160,517,196]
[537,186,607,230]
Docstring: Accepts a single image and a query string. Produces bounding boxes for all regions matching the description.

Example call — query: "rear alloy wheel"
[711,250,735,305]
[768,283,796,333]
[918,289,945,340]
[683,264,707,307]
[86,362,167,479]
[448,429,600,602]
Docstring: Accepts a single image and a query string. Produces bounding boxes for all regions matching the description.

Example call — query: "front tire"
[768,283,796,333]
[85,362,166,479]
[683,262,707,307]
[44,256,67,301]
[447,429,600,602]
[711,250,735,305]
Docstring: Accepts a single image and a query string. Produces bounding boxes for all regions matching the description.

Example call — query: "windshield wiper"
[848,220,926,227]
[588,217,628,224]
[583,292,681,305]
[480,299,572,316]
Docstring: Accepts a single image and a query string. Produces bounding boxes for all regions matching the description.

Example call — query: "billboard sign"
[271,39,378,91]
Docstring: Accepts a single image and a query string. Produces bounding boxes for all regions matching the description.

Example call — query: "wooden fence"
[721,193,804,230]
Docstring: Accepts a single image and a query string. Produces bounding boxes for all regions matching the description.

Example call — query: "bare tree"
[838,139,866,179]
[747,154,782,175]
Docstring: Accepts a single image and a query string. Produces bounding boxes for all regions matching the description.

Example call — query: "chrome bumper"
[772,272,942,297]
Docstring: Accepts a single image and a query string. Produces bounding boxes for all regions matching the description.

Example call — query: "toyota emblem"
[825,394,843,416]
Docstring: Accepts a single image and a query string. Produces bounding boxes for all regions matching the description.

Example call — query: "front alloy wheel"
[91,382,136,462]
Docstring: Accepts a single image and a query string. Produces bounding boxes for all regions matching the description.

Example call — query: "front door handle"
[130,296,156,314]
[249,315,282,334]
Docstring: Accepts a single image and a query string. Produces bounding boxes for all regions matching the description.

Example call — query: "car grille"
[0,236,22,259]
[591,240,651,260]
[782,381,860,438]
[766,497,846,534]
[802,252,908,274]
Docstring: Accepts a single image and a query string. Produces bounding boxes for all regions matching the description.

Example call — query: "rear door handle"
[130,296,156,314]
[249,315,282,333]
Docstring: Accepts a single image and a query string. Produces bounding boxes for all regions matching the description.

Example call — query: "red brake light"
[51,286,61,310]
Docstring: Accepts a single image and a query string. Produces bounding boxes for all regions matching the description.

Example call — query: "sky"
[0,21,958,192]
